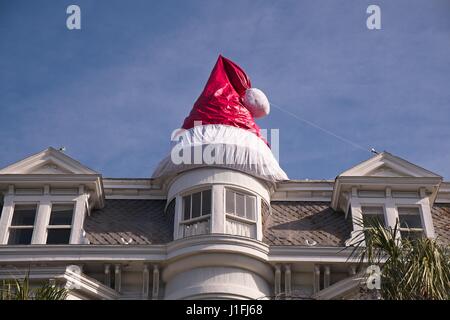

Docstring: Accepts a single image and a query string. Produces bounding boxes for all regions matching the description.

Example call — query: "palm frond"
[347,217,450,300]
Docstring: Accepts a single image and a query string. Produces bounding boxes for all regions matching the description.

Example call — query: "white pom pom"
[243,88,270,118]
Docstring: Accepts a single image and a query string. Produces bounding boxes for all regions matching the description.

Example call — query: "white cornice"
[339,152,441,178]
[0,235,358,264]
[0,174,105,208]
[0,147,98,175]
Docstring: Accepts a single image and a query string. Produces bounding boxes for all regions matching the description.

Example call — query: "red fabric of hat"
[182,55,265,141]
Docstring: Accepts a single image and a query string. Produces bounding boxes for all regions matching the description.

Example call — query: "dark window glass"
[235,193,245,218]
[191,192,201,218]
[49,204,74,225]
[362,206,385,228]
[8,229,33,245]
[362,214,385,228]
[400,230,424,241]
[398,208,422,229]
[47,229,71,244]
[183,196,191,220]
[0,198,3,220]
[399,215,422,229]
[225,190,234,214]
[246,196,256,220]
[11,205,37,226]
[201,190,211,216]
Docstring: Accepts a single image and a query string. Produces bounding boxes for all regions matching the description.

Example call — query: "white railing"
[180,217,210,238]
[225,216,256,239]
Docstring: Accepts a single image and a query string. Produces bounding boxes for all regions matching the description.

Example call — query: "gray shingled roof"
[264,201,352,246]
[83,199,450,247]
[431,203,450,246]
[85,200,173,245]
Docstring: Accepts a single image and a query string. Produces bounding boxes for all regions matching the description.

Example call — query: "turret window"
[225,189,258,239]
[182,189,211,221]
[180,189,212,238]
[225,189,256,221]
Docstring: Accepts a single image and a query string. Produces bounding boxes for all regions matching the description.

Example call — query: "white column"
[152,265,160,300]
[70,193,88,244]
[173,195,182,239]
[384,191,398,230]
[210,185,224,234]
[323,265,330,289]
[0,194,14,244]
[274,265,281,298]
[313,265,321,294]
[284,264,292,297]
[420,196,436,238]
[32,187,51,244]
[114,265,122,293]
[104,264,111,287]
[347,194,364,245]
[142,264,149,299]
[256,195,263,241]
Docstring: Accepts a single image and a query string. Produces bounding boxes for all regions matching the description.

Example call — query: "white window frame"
[176,188,212,238]
[396,205,425,240]
[6,203,38,245]
[180,189,212,224]
[0,186,89,245]
[45,202,75,244]
[360,205,387,229]
[224,188,257,224]
[347,188,436,245]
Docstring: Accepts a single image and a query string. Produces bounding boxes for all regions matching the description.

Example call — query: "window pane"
[225,190,235,214]
[362,206,384,228]
[235,193,245,218]
[246,196,256,220]
[11,204,37,226]
[8,229,33,245]
[400,230,423,241]
[398,207,422,229]
[362,206,384,215]
[183,196,191,220]
[47,229,71,244]
[49,204,74,225]
[363,214,385,228]
[201,190,211,216]
[191,192,201,218]
[399,214,422,229]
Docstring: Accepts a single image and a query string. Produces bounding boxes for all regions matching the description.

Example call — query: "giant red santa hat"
[182,55,270,140]
[152,55,288,182]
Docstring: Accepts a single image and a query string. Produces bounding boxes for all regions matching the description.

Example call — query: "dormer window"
[361,206,386,228]
[334,152,442,246]
[8,204,37,245]
[398,207,424,240]
[0,148,104,245]
[46,204,74,244]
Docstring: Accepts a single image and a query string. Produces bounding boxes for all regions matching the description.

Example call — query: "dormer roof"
[331,152,443,211]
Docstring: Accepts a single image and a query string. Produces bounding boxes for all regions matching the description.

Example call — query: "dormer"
[0,148,104,245]
[331,152,442,243]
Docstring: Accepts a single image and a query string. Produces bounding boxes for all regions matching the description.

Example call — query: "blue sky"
[1,0,450,179]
